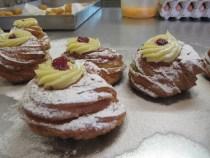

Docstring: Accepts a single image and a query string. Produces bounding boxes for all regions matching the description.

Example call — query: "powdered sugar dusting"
[21,73,113,105]
[24,101,125,132]
[205,52,210,64]
[129,74,158,98]
[83,60,125,75]
[88,49,119,57]
[0,103,59,158]
[204,51,210,74]
[179,44,204,72]
[22,95,73,119]
[178,44,202,61]
[81,48,122,64]
[205,53,210,64]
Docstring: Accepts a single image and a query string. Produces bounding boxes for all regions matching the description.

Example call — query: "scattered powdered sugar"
[205,52,210,64]
[88,49,119,58]
[22,94,73,119]
[0,52,35,64]
[0,80,25,101]
[83,60,124,75]
[84,48,121,64]
[21,73,113,105]
[1,103,19,122]
[24,101,125,132]
[130,66,181,96]
[204,51,210,74]
[95,102,125,118]
[129,75,158,98]
[0,104,81,158]
[0,103,61,158]
[179,44,204,72]
[84,60,108,73]
[117,133,210,158]
[178,44,201,61]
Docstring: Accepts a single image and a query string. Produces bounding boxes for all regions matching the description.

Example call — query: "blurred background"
[102,0,120,7]
[0,0,120,7]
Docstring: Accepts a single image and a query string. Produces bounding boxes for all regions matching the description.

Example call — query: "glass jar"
[121,0,159,18]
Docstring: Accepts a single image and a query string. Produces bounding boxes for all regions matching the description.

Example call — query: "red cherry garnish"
[52,56,69,70]
[156,39,168,46]
[8,33,17,39]
[77,36,89,43]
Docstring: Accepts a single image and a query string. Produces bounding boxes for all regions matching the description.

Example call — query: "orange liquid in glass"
[122,7,157,18]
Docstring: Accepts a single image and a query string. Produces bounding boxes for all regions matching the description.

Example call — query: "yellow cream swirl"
[139,32,183,63]
[14,18,38,28]
[66,37,101,55]
[0,29,32,48]
[35,60,85,90]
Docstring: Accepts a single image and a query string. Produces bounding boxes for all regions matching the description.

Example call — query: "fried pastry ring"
[64,48,125,85]
[204,49,210,78]
[20,73,126,139]
[129,44,205,98]
[0,35,50,84]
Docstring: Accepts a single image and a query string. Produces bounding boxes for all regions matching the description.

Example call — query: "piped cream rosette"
[35,58,85,90]
[66,37,101,55]
[139,32,183,63]
[14,18,38,28]
[0,29,32,48]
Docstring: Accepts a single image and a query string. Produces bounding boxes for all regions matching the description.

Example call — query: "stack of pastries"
[13,18,50,50]
[63,36,125,85]
[129,32,205,98]
[20,56,126,139]
[0,28,50,84]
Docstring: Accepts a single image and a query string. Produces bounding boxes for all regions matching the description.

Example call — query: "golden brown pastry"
[39,4,48,10]
[13,18,50,50]
[129,32,205,98]
[13,8,22,15]
[20,56,126,139]
[0,8,22,16]
[63,36,125,85]
[0,10,13,16]
[46,4,72,15]
[0,29,50,84]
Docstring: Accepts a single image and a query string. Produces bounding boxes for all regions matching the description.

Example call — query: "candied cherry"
[8,33,17,39]
[77,36,89,43]
[156,39,168,46]
[52,56,69,70]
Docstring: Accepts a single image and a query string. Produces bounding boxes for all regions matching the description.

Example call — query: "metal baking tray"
[0,0,101,30]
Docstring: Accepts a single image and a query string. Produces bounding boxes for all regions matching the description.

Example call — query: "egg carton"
[159,0,210,20]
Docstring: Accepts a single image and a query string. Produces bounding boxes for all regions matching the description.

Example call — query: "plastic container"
[121,0,158,18]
